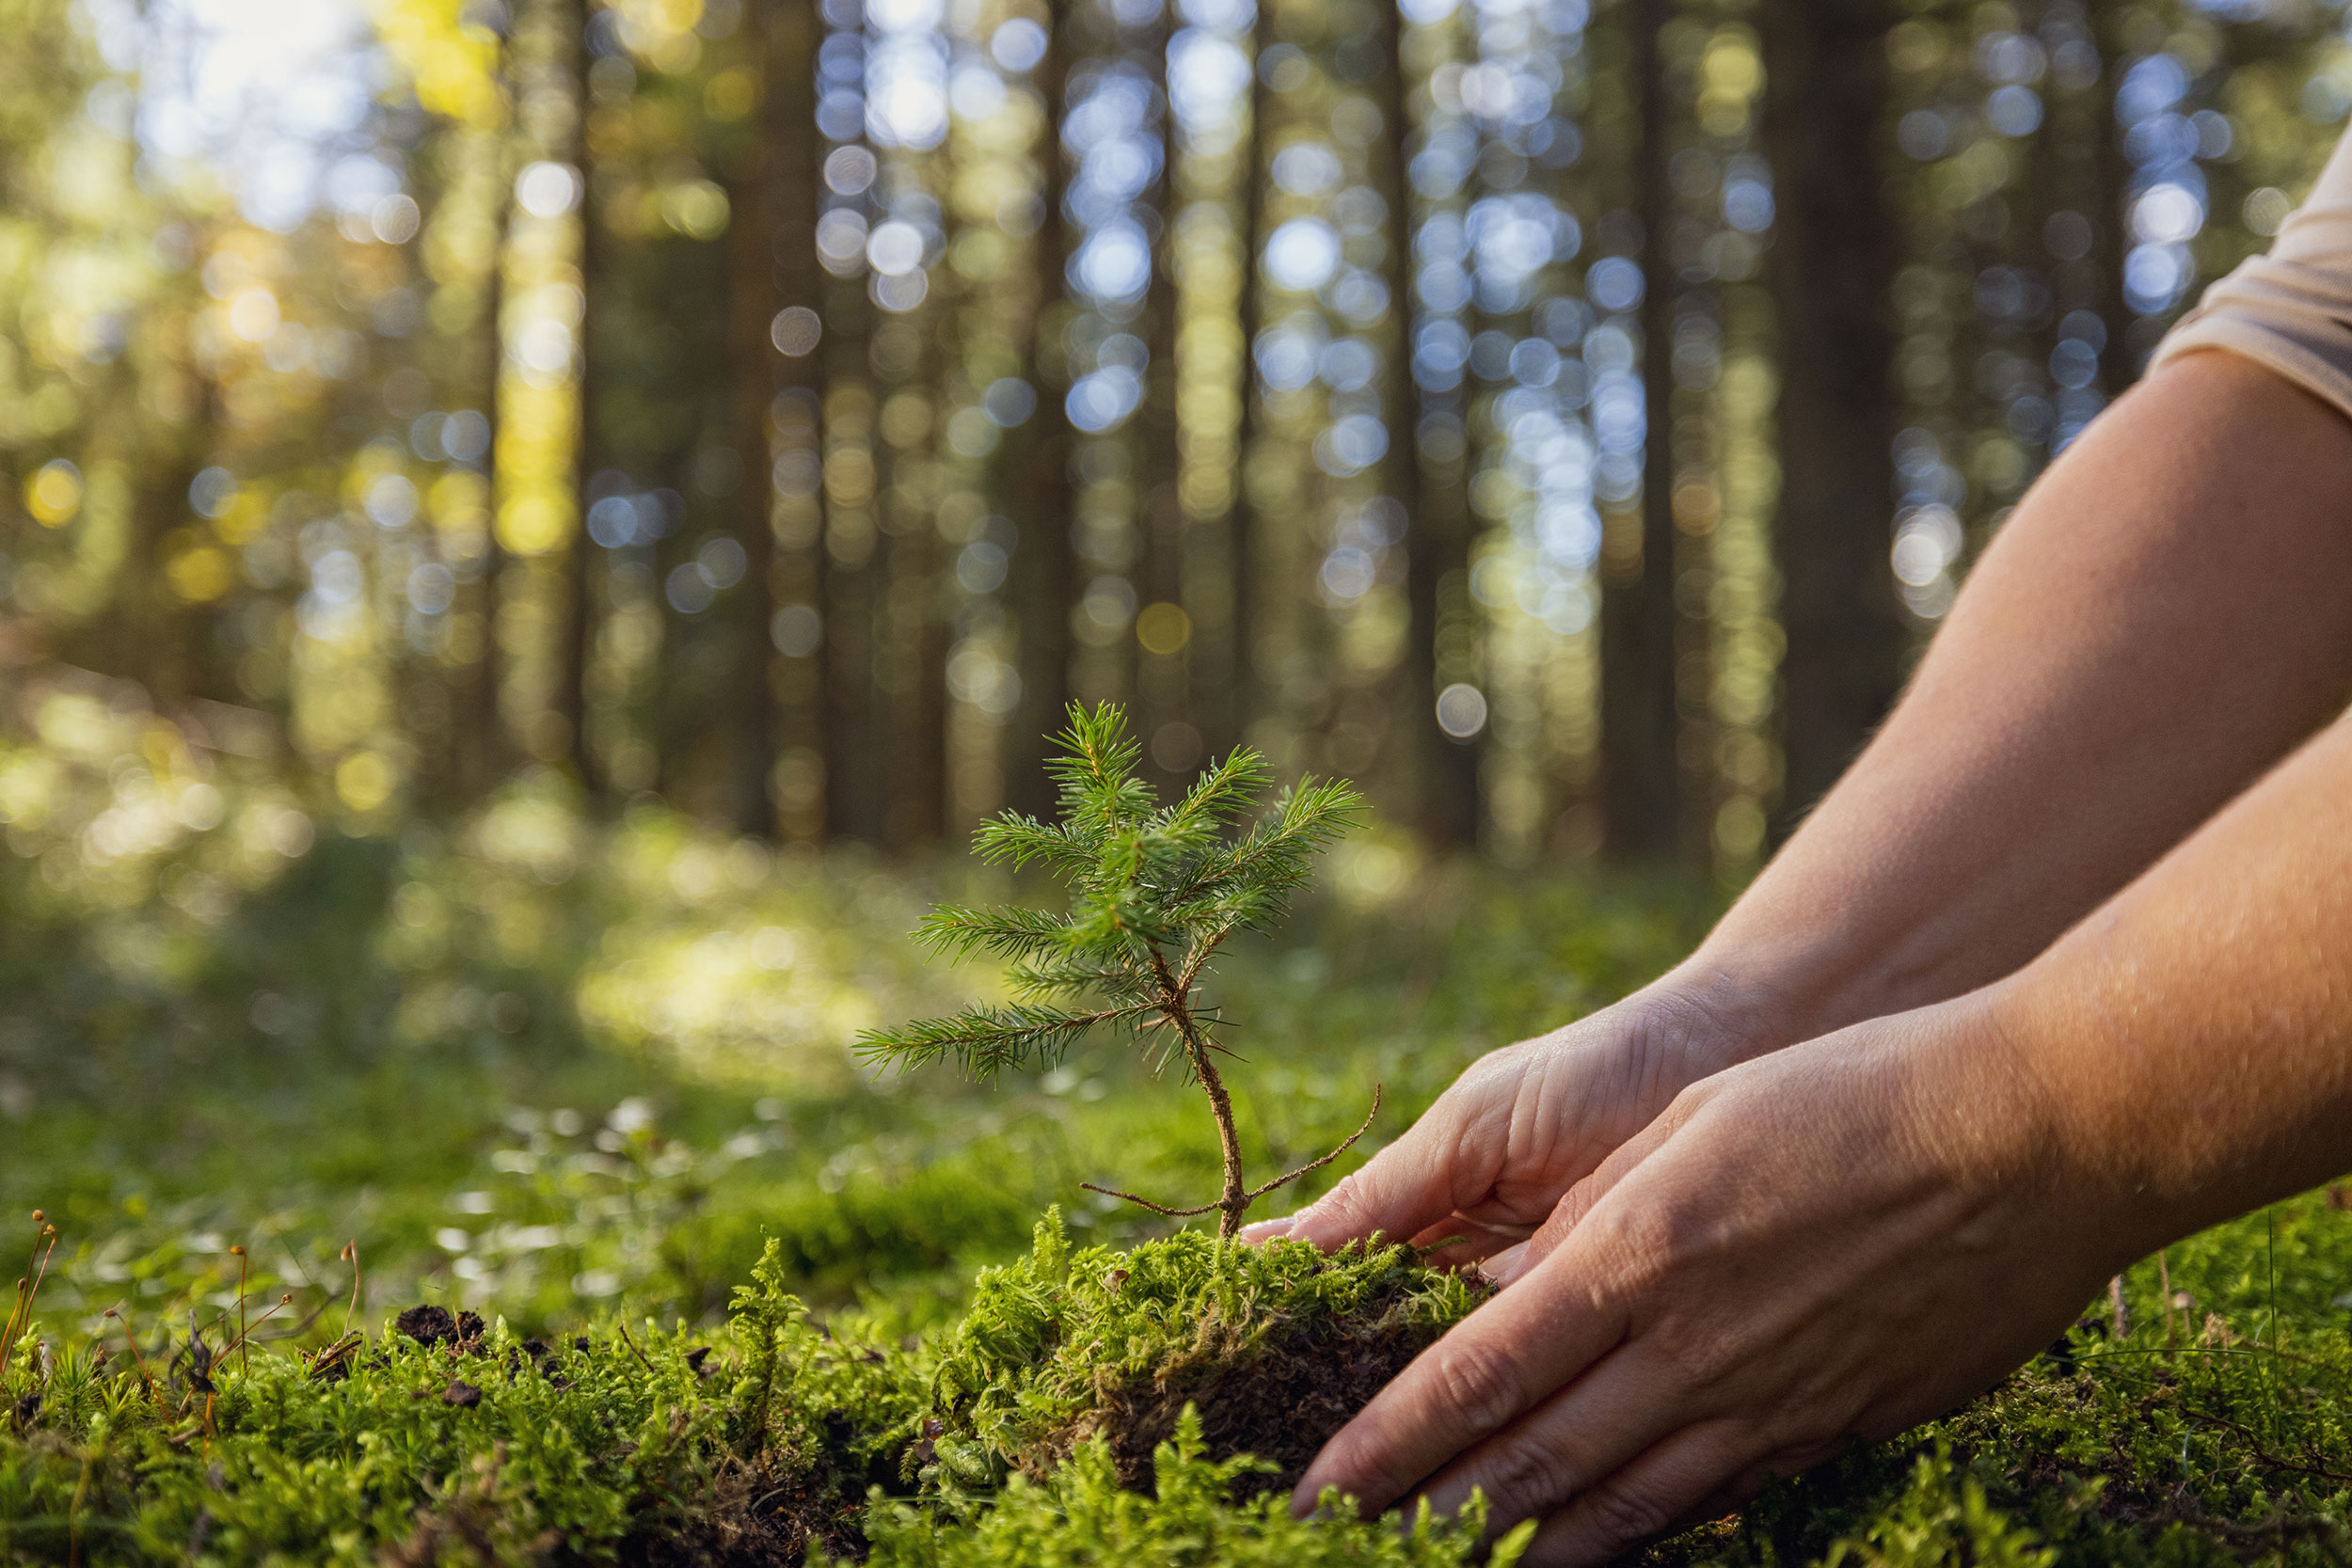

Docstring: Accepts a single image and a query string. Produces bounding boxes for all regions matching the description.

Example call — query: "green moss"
[7,1199,2352,1564]
[842,1409,1536,1567]
[0,1253,928,1566]
[6,780,2349,1565]
[922,1212,1483,1493]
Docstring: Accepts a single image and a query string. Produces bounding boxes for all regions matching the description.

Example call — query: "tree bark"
[1137,5,1185,789]
[560,0,597,799]
[1757,0,1905,833]
[726,0,785,836]
[1222,0,1270,764]
[767,0,828,841]
[1376,0,1476,846]
[1600,0,1682,861]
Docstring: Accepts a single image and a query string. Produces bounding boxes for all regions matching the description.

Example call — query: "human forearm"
[1976,704,2352,1250]
[1676,351,2352,1054]
[1298,719,2352,1553]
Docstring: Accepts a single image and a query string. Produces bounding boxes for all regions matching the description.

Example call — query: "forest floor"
[4,756,2351,1562]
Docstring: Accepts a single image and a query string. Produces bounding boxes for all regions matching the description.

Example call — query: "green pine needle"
[855,704,1363,1090]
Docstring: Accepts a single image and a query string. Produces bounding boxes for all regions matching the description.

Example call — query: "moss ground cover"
[5,727,2351,1561]
[922,1214,1489,1496]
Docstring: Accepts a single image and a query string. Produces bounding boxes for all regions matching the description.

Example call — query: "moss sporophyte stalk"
[856,704,1378,1241]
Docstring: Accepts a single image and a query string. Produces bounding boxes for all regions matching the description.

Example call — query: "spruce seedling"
[858,703,1378,1240]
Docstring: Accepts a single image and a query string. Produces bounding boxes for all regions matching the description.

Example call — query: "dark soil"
[1034,1272,1488,1499]
[392,1305,485,1350]
[622,1416,888,1566]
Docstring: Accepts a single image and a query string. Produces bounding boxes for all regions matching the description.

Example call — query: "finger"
[1410,1213,1536,1271]
[1280,1098,1509,1255]
[1484,1095,1691,1288]
[1292,1242,1629,1517]
[1410,1336,1696,1529]
[1678,1440,1842,1526]
[1517,1422,1765,1568]
[1479,1239,1532,1286]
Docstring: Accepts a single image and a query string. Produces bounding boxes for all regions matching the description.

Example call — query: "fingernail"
[1478,1241,1531,1287]
[1238,1217,1295,1243]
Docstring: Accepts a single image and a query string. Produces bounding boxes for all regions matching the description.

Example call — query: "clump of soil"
[928,1215,1490,1505]
[1044,1267,1481,1497]
[393,1305,486,1351]
[623,1409,896,1565]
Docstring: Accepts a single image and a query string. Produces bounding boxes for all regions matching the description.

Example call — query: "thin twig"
[340,1242,362,1341]
[1246,1085,1383,1200]
[231,1247,251,1378]
[103,1308,163,1414]
[215,1295,294,1363]
[614,1319,660,1378]
[2158,1247,2175,1348]
[2184,1408,2352,1484]
[1078,1182,1223,1218]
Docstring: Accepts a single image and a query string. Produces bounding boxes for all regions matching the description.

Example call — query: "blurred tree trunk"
[882,324,946,849]
[1601,0,1681,862]
[467,200,511,803]
[1137,8,1185,790]
[1003,0,1075,821]
[1378,0,1476,847]
[121,343,213,709]
[564,14,601,803]
[818,346,882,840]
[766,0,828,842]
[1221,0,1268,763]
[1758,0,1904,834]
[725,0,785,837]
[2091,7,2137,391]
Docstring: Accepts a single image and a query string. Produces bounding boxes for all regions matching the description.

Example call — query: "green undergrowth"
[838,1411,1535,1568]
[0,1224,1515,1566]
[5,1195,2352,1564]
[8,725,2352,1562]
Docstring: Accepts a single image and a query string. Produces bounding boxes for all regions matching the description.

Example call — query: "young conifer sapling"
[857,705,1379,1240]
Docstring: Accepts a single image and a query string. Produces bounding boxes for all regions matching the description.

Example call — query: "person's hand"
[1238,975,1779,1263]
[1288,1001,2137,1566]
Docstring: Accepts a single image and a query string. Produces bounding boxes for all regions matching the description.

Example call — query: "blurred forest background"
[2,0,2352,1352]
[5,0,2346,890]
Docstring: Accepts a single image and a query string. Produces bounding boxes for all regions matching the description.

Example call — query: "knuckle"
[1449,1053,1520,1113]
[1429,1338,1525,1433]
[1476,1437,1580,1523]
[1578,1478,1675,1550]
[1310,1427,1390,1502]
[1587,1192,1706,1288]
[1308,1171,1372,1226]
[1645,1318,1740,1400]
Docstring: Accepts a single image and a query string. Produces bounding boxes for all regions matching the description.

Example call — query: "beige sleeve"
[2150,127,2352,422]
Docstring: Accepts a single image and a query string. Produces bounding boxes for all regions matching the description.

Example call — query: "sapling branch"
[858,703,1372,1242]
[1246,1085,1384,1201]
[1075,1184,1225,1219]
[1083,1085,1383,1220]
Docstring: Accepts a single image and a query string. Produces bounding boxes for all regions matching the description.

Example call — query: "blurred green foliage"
[5,684,2352,1562]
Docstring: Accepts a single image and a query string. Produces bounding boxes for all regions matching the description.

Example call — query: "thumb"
[1280,1104,1503,1253]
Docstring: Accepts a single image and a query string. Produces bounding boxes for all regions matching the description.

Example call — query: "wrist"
[1621,958,1818,1082]
[1911,983,2171,1276]
[1638,945,1847,1073]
